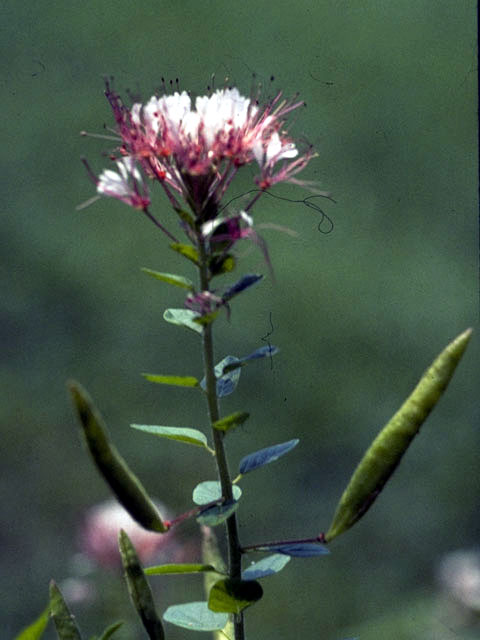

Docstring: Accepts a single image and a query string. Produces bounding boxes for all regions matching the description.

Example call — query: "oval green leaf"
[192,481,242,505]
[145,564,218,576]
[174,209,196,230]
[208,578,263,614]
[196,500,239,526]
[239,439,299,475]
[131,425,208,449]
[163,602,228,631]
[192,311,219,326]
[169,243,199,265]
[141,269,194,291]
[68,381,167,533]
[242,554,291,580]
[163,309,203,335]
[49,580,83,640]
[142,374,200,388]
[118,530,165,640]
[213,412,250,433]
[209,253,236,276]
[325,328,473,542]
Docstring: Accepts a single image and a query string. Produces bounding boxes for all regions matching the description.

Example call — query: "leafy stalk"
[196,231,245,640]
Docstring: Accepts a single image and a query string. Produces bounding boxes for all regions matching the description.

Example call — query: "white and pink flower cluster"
[92,81,315,217]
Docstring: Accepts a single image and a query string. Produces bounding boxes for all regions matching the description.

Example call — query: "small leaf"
[14,604,50,640]
[175,209,196,230]
[215,361,241,398]
[196,500,239,526]
[141,269,194,291]
[193,311,219,325]
[325,328,473,542]
[239,439,299,475]
[200,356,241,398]
[97,621,124,640]
[49,580,83,640]
[163,602,228,631]
[131,425,208,449]
[169,243,199,265]
[142,374,200,388]
[242,554,291,580]
[145,564,218,576]
[192,481,242,505]
[119,530,165,640]
[222,274,263,302]
[222,345,280,373]
[239,344,280,363]
[163,308,203,334]
[208,578,263,614]
[253,543,330,557]
[209,254,236,276]
[213,412,250,433]
[68,382,167,533]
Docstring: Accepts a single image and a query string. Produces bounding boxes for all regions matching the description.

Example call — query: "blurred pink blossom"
[79,499,180,568]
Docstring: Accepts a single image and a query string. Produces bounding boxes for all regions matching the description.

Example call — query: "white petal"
[96,158,142,199]
[240,211,253,227]
[131,103,142,125]
[119,157,142,181]
[265,133,298,163]
[97,170,129,197]
[159,91,192,130]
[143,96,162,135]
[252,139,265,166]
[182,110,201,139]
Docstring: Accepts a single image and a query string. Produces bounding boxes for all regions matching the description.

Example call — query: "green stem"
[197,233,245,640]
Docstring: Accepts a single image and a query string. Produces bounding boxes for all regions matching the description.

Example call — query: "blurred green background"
[2,1,478,639]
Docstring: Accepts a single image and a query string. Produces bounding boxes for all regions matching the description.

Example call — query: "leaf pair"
[162,579,263,631]
[143,344,279,399]
[158,553,294,631]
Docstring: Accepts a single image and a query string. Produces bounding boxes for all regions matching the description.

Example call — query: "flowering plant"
[18,80,471,640]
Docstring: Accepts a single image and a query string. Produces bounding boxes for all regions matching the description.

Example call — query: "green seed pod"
[49,580,83,640]
[325,328,472,542]
[118,530,165,640]
[68,381,167,533]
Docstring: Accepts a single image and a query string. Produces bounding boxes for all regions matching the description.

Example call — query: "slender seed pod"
[49,580,83,640]
[68,381,167,533]
[325,328,472,542]
[118,530,165,640]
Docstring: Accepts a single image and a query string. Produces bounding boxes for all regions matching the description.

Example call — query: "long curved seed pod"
[49,580,83,640]
[118,530,165,640]
[325,328,472,542]
[68,381,167,533]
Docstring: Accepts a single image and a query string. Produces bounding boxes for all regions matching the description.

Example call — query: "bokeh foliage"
[2,1,477,639]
